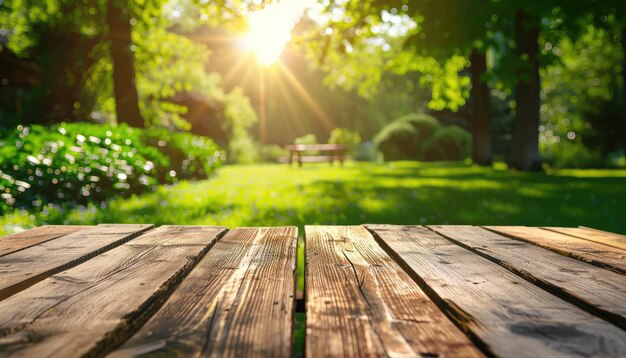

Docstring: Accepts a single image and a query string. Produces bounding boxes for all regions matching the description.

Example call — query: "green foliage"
[0,123,222,213]
[258,144,288,163]
[373,120,418,160]
[397,113,439,139]
[422,125,472,161]
[1,0,258,148]
[305,1,472,111]
[294,133,318,146]
[374,113,471,161]
[395,54,471,111]
[608,151,626,169]
[223,88,259,163]
[544,141,604,169]
[294,133,319,156]
[142,128,225,179]
[328,127,362,151]
[226,136,257,164]
[354,141,380,162]
[540,23,624,168]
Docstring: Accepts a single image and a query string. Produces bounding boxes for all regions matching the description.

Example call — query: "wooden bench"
[0,224,624,357]
[282,143,347,166]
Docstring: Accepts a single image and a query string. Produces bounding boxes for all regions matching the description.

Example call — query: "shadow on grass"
[252,176,624,234]
[34,163,626,234]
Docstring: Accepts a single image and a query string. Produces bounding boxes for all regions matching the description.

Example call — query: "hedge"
[374,113,471,161]
[0,123,223,213]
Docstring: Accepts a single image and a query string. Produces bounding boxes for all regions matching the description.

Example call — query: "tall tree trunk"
[508,9,542,171]
[621,26,626,153]
[35,32,98,124]
[107,0,144,127]
[469,49,493,166]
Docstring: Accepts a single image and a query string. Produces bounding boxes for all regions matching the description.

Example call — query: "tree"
[399,0,496,165]
[0,0,257,139]
[106,0,144,127]
[306,0,495,165]
[0,0,106,123]
[508,8,542,170]
[1,0,145,126]
[469,49,493,165]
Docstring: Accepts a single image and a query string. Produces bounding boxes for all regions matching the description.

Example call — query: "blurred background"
[0,0,624,235]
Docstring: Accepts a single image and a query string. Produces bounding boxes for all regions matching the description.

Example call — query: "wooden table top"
[0,224,624,357]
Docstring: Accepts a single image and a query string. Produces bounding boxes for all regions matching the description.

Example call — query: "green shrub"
[354,141,381,162]
[223,136,258,164]
[398,113,439,142]
[543,140,604,169]
[143,128,224,179]
[0,123,223,213]
[422,125,471,161]
[608,150,626,169]
[328,128,362,151]
[258,144,288,162]
[294,133,318,146]
[373,121,419,160]
[374,113,472,162]
[294,133,318,155]
[374,113,442,161]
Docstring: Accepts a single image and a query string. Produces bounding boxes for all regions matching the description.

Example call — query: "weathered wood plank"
[0,225,90,257]
[0,224,153,300]
[0,225,226,357]
[306,226,483,357]
[111,227,297,358]
[484,226,626,275]
[430,225,626,330]
[542,226,626,251]
[367,225,626,357]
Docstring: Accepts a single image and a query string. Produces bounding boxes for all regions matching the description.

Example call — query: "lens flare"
[243,1,305,66]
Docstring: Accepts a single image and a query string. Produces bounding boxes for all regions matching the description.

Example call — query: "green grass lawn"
[3,161,625,234]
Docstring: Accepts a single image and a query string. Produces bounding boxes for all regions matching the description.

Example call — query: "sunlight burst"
[243,1,305,66]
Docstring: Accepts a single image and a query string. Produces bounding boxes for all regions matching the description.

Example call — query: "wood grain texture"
[542,226,626,251]
[306,226,483,358]
[0,224,153,300]
[0,225,90,257]
[367,225,626,358]
[430,225,626,330]
[484,226,626,275]
[110,227,297,358]
[0,225,226,358]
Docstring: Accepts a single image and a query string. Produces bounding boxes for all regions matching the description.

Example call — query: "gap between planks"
[428,225,626,330]
[541,226,626,251]
[110,226,298,358]
[0,225,227,357]
[366,225,626,358]
[305,225,483,358]
[483,226,626,275]
[0,225,91,257]
[0,224,153,300]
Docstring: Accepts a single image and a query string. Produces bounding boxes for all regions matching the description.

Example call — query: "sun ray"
[277,62,335,131]
[258,66,267,143]
[223,52,254,87]
[273,72,307,136]
[242,1,306,66]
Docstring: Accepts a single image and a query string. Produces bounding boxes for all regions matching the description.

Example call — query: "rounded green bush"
[422,125,471,161]
[328,128,362,149]
[373,121,419,160]
[398,113,439,143]
[375,113,441,161]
